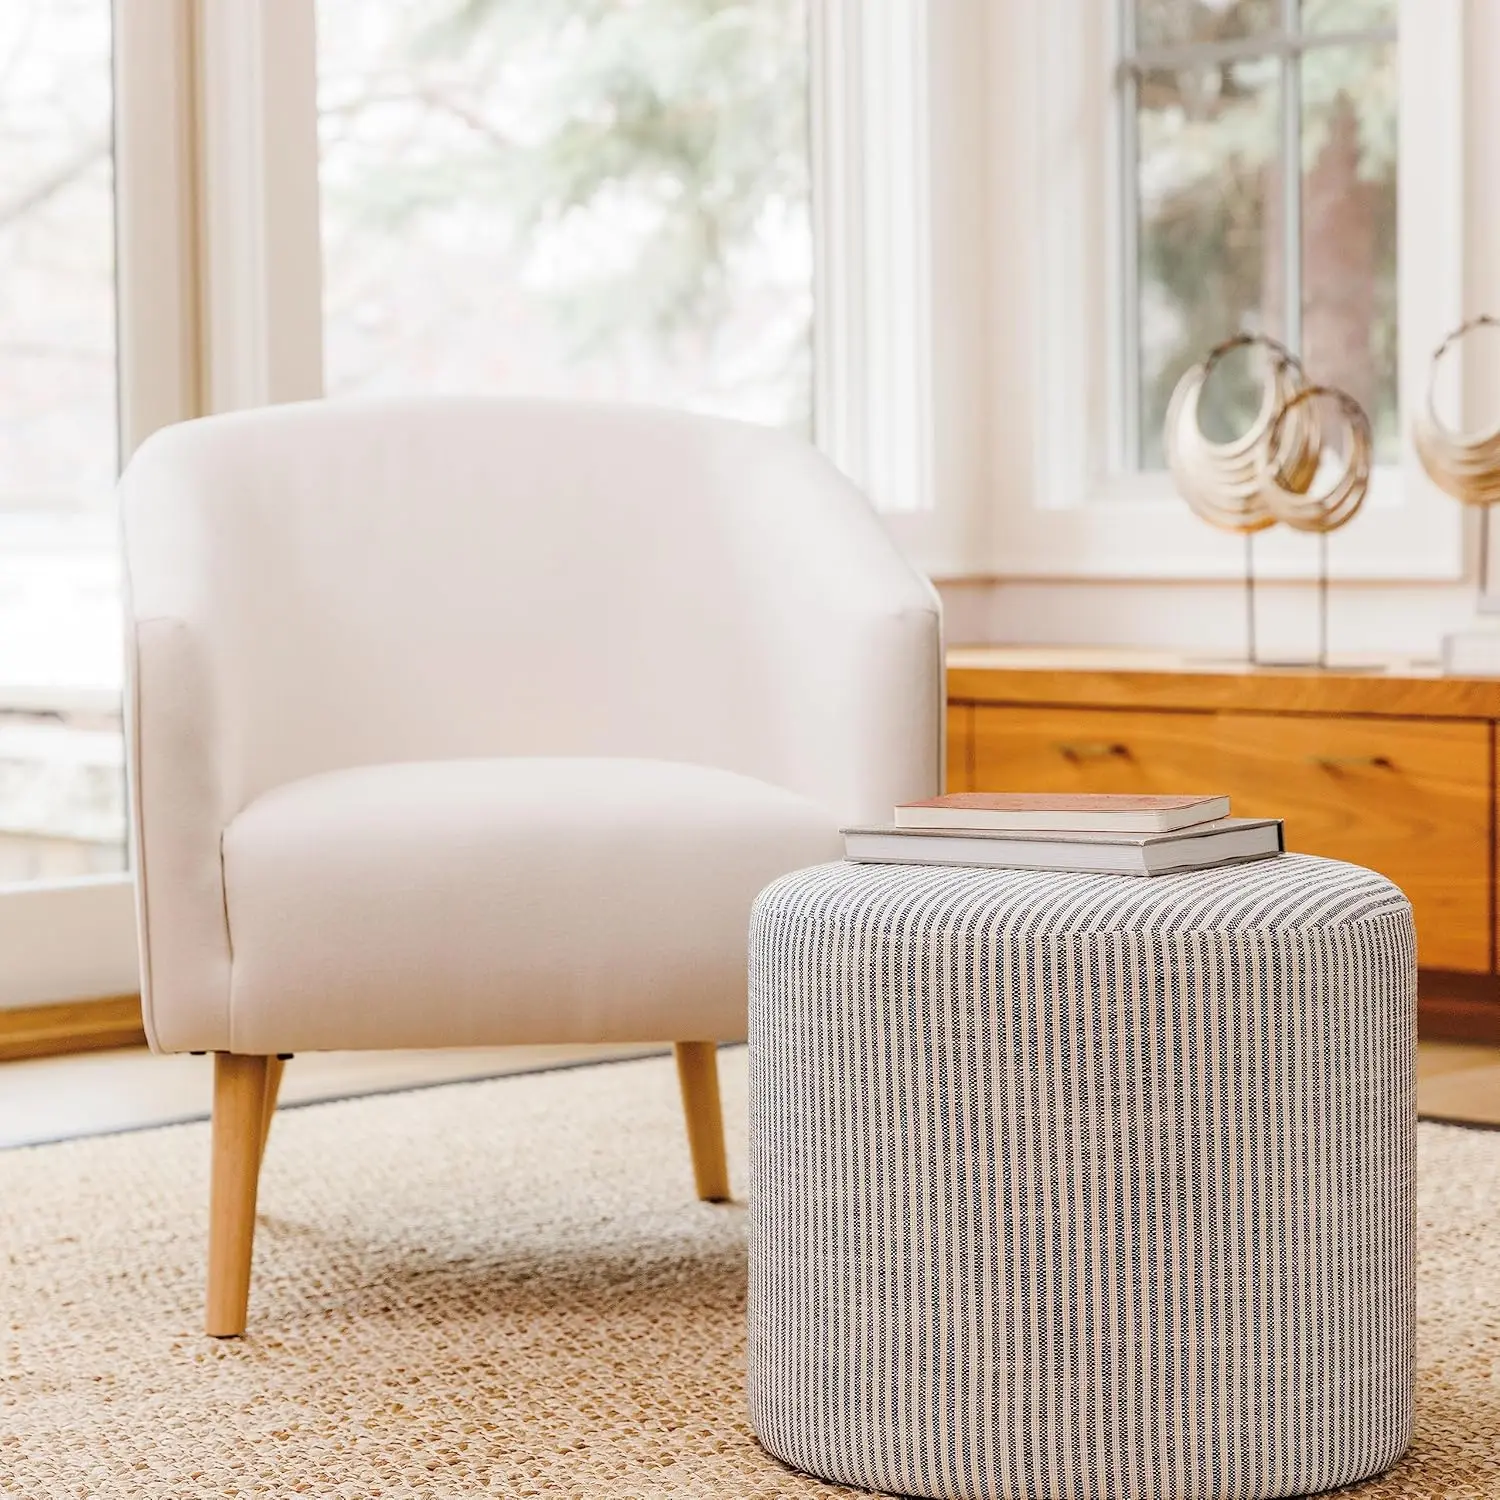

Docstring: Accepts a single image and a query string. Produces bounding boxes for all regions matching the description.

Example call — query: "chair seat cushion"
[220,757,840,1053]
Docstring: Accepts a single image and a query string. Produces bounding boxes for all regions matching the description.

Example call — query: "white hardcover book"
[842,818,1285,877]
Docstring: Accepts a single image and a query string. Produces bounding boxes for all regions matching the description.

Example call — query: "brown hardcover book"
[895,792,1231,834]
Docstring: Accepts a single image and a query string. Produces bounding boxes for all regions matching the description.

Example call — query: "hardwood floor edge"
[1419,972,1500,1047]
[0,995,146,1062]
[2,986,1496,1060]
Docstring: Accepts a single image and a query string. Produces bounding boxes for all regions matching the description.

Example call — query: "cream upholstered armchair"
[120,396,942,1336]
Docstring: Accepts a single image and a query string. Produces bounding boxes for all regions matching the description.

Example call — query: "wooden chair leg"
[259,1054,286,1166]
[206,1052,270,1338]
[674,1041,729,1202]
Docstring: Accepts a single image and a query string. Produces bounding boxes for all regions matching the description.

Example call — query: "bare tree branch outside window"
[1127,0,1397,468]
[318,0,814,433]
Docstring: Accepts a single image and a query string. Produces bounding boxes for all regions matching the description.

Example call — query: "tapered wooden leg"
[674,1041,729,1202]
[206,1052,270,1338]
[259,1054,286,1166]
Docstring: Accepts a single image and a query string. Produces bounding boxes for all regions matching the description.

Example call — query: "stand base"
[1442,629,1500,676]
[1249,654,1324,670]
[1201,655,1386,673]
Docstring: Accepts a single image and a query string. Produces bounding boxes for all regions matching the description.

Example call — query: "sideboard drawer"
[947,646,1500,1039]
[973,705,1223,796]
[947,703,973,792]
[1217,714,1491,973]
[967,702,1490,974]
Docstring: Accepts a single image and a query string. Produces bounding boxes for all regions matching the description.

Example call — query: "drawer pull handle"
[1310,754,1392,771]
[1055,741,1129,763]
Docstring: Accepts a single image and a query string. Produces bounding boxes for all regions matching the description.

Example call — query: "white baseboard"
[0,876,139,1010]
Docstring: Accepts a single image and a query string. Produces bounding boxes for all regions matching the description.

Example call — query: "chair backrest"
[121,396,935,818]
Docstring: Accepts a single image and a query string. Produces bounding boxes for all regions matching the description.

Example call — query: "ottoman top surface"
[757,853,1409,939]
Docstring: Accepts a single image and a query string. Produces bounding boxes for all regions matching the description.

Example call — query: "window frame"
[0,0,203,1008]
[987,0,1466,583]
[199,0,973,561]
[2,0,954,1004]
[1115,0,1400,473]
[17,0,1465,1004]
[195,0,323,414]
[815,0,990,577]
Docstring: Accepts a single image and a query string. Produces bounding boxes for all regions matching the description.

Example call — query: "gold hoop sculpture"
[1164,334,1321,533]
[1412,314,1500,507]
[1258,385,1373,534]
[1164,336,1373,667]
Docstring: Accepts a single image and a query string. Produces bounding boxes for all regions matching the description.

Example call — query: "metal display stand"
[1240,530,1330,670]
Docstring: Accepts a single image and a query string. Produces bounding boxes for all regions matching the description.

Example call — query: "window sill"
[987,465,1467,584]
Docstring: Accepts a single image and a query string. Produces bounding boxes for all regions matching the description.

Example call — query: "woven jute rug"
[1,1051,1497,1499]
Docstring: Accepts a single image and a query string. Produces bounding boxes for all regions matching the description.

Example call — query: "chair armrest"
[767,596,944,826]
[726,455,945,824]
[127,613,234,1052]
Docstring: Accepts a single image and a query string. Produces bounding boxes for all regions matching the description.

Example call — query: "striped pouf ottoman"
[747,854,1415,1500]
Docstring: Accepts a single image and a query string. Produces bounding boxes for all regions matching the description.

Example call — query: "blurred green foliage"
[1133,0,1397,463]
[322,0,809,393]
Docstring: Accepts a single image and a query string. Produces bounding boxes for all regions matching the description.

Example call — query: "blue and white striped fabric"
[747,855,1415,1500]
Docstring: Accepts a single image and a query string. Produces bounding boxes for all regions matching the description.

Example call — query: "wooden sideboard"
[946,646,1500,1044]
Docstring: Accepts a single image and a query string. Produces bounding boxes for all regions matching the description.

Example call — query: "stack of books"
[843,793,1284,877]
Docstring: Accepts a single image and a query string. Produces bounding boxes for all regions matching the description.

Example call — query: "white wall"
[938,573,1493,661]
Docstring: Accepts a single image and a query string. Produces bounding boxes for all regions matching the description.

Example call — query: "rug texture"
[0,1050,1496,1499]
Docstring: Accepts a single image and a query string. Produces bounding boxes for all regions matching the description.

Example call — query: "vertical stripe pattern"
[747,855,1415,1500]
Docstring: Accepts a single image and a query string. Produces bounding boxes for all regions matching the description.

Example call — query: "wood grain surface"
[972,705,1224,799]
[966,703,1492,975]
[0,995,145,1062]
[1219,714,1491,973]
[947,645,1500,719]
[945,703,973,792]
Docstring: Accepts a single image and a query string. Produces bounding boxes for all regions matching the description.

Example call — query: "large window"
[316,0,814,433]
[0,0,943,1007]
[0,2,124,885]
[988,0,1456,580]
[1119,0,1398,469]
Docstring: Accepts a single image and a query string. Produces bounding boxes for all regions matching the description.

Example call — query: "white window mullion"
[808,0,866,503]
[810,0,934,518]
[1116,0,1142,473]
[1281,0,1303,359]
[114,0,202,456]
[812,0,995,577]
[195,0,323,413]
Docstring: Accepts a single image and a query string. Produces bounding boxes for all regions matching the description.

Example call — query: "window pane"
[1134,0,1279,51]
[1135,59,1283,465]
[1301,40,1397,460]
[317,0,813,433]
[1301,0,1397,34]
[0,3,125,884]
